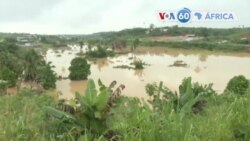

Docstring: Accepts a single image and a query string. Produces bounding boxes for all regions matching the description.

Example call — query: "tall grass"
[0,89,58,141]
[0,79,250,141]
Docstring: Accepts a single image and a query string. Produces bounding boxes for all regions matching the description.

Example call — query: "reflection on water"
[46,46,250,100]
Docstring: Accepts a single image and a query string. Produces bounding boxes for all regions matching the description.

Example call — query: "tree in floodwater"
[131,38,140,52]
[23,49,57,89]
[37,62,57,89]
[79,41,84,50]
[69,57,90,80]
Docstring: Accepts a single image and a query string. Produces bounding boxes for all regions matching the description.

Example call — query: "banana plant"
[45,79,124,140]
[146,77,215,115]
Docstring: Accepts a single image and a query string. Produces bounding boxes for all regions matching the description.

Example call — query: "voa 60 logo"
[177,8,191,23]
[158,8,237,23]
[158,8,192,23]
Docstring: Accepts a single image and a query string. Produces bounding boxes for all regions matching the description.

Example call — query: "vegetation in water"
[68,57,91,80]
[0,40,57,90]
[86,46,114,58]
[1,27,250,140]
[113,59,148,70]
[131,59,145,69]
[113,65,134,70]
[169,60,188,67]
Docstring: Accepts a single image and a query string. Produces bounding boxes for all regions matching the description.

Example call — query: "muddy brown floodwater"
[45,45,250,100]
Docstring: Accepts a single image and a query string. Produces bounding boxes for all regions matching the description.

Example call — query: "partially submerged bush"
[133,59,144,69]
[68,57,91,80]
[86,46,114,58]
[169,60,188,67]
[131,59,147,69]
[225,75,249,95]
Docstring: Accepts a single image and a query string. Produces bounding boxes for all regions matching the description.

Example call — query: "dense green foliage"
[37,62,57,89]
[0,67,17,87]
[69,57,91,80]
[81,26,250,52]
[23,49,43,81]
[146,77,215,113]
[0,40,57,90]
[45,79,121,140]
[225,75,250,95]
[23,49,57,89]
[0,76,250,140]
[0,41,23,87]
[0,80,8,95]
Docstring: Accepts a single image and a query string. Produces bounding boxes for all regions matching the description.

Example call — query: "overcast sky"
[0,0,249,34]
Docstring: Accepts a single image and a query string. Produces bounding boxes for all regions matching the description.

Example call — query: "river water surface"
[45,46,250,99]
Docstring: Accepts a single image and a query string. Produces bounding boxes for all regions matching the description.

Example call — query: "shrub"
[0,67,17,87]
[0,80,8,95]
[225,75,249,95]
[69,57,91,80]
[132,59,145,69]
[146,77,215,113]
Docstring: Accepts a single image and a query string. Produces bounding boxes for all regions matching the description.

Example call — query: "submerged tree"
[37,62,57,89]
[69,57,91,80]
[23,49,57,89]
[131,38,140,52]
[79,41,84,50]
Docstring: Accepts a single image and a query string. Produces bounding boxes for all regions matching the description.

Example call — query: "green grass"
[0,80,250,141]
[0,89,58,141]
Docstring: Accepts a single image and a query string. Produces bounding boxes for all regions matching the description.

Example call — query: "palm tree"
[79,41,83,50]
[23,49,43,88]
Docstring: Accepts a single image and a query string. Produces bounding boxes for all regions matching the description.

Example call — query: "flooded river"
[45,46,250,99]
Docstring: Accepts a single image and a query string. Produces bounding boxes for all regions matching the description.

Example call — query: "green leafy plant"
[45,79,125,140]
[225,75,249,95]
[0,67,17,87]
[146,77,215,114]
[68,57,91,80]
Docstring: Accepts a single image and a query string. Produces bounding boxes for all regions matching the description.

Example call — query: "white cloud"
[0,0,249,34]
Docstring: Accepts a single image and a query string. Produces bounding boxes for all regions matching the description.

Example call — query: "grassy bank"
[0,76,250,141]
